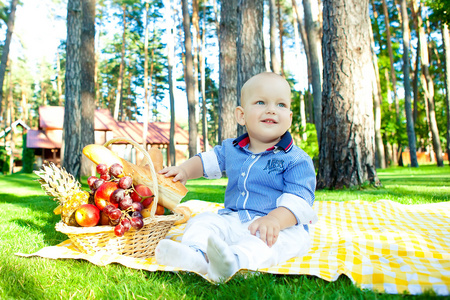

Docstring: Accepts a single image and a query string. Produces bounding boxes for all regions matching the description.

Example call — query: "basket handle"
[103,137,159,218]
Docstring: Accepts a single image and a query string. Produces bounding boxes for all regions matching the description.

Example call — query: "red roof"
[28,106,190,149]
[39,106,116,131]
[112,121,189,145]
[27,129,62,149]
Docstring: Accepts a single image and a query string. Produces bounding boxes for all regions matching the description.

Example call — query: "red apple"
[75,204,100,227]
[130,184,154,207]
[94,181,119,210]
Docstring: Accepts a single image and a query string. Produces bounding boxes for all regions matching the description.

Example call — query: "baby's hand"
[248,215,281,247]
[158,166,188,185]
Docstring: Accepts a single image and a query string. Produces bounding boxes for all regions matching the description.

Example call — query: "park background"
[0,0,449,189]
[1,0,450,298]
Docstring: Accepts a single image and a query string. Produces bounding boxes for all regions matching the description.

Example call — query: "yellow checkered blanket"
[17,200,450,295]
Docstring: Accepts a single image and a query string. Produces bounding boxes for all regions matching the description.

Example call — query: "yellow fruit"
[53,205,62,215]
[62,190,90,226]
[35,162,89,226]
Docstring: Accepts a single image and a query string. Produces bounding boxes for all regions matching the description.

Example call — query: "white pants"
[181,212,311,270]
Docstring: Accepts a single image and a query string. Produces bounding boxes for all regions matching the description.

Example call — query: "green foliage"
[0,146,9,174]
[297,123,319,160]
[0,2,7,25]
[21,134,35,173]
[96,0,168,122]
[427,0,450,24]
[203,65,220,146]
[289,89,319,161]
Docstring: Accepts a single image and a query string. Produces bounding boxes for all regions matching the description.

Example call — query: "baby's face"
[236,73,292,146]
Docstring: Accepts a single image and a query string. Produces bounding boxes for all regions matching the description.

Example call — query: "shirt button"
[241,172,245,177]
[251,155,256,159]
[241,192,245,196]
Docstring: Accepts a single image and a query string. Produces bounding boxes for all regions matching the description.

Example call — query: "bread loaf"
[82,144,188,212]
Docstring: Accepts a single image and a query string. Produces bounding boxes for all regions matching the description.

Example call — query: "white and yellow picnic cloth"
[17,200,450,295]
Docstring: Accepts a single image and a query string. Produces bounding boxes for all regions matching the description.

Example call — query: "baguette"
[148,147,164,172]
[82,144,188,213]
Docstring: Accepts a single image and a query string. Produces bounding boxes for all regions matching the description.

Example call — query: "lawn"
[0,165,449,299]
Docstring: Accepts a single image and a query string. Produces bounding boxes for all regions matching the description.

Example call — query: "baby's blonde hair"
[240,72,291,107]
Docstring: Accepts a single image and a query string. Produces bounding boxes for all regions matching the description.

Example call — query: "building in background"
[27,106,191,174]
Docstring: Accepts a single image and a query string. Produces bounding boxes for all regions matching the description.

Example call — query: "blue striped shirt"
[199,132,318,231]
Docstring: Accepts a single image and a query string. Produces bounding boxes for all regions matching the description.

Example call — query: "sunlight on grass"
[0,165,448,299]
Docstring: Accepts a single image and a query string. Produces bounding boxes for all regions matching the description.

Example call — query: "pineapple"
[35,162,89,226]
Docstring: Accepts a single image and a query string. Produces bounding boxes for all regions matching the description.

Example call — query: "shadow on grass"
[0,173,40,185]
[9,217,67,246]
[0,193,67,246]
[0,193,57,214]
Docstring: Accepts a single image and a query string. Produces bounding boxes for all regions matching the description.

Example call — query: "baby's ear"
[235,106,246,125]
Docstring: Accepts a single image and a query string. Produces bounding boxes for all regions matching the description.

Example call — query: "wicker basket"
[55,137,182,258]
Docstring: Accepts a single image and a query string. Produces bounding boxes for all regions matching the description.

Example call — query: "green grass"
[0,166,449,299]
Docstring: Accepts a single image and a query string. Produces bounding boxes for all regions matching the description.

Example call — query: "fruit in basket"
[119,195,133,210]
[94,181,119,210]
[130,184,154,207]
[81,143,193,239]
[96,163,108,175]
[75,204,100,227]
[130,217,144,230]
[114,224,126,237]
[99,211,110,225]
[87,176,98,188]
[141,203,165,218]
[35,162,90,226]
[131,201,143,212]
[109,208,122,220]
[83,144,189,215]
[109,163,124,177]
[110,188,125,204]
[118,176,133,189]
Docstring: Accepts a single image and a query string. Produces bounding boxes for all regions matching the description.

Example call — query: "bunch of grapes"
[87,163,150,237]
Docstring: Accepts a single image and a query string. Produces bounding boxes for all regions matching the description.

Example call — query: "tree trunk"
[318,0,380,189]
[80,0,96,177]
[414,1,444,167]
[277,0,285,76]
[381,0,400,124]
[369,14,386,169]
[142,2,150,150]
[167,2,176,166]
[442,23,450,166]
[292,0,313,125]
[8,67,14,173]
[0,0,18,117]
[413,38,420,125]
[269,0,280,74]
[291,10,307,141]
[200,7,208,152]
[408,1,420,126]
[20,81,28,123]
[236,0,265,136]
[57,51,64,106]
[399,0,418,167]
[218,0,238,143]
[299,93,307,141]
[291,0,310,82]
[113,5,126,121]
[63,0,83,179]
[192,0,200,130]
[181,0,198,157]
[303,0,323,142]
